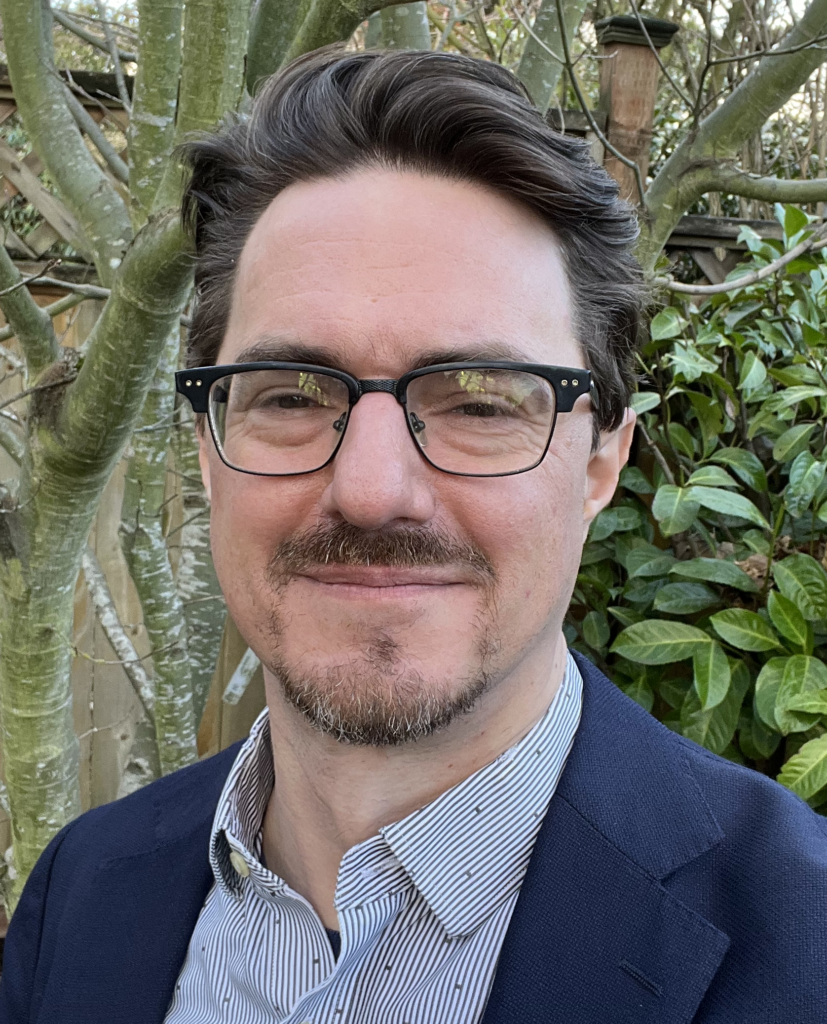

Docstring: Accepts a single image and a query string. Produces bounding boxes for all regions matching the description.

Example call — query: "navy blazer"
[2,653,826,1023]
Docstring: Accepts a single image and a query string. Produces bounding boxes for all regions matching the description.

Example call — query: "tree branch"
[56,212,193,472]
[641,0,827,271]
[280,0,413,68]
[516,0,588,113]
[247,0,313,93]
[95,0,131,113]
[691,163,827,202]
[0,0,131,283]
[656,224,827,295]
[81,547,155,723]
[0,243,59,378]
[62,84,129,184]
[51,8,137,63]
[129,0,183,225]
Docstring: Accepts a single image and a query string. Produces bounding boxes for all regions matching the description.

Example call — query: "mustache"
[266,521,496,583]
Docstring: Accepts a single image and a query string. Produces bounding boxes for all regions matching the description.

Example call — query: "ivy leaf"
[693,640,731,710]
[687,486,770,529]
[777,733,827,801]
[650,307,686,341]
[669,557,758,592]
[772,553,827,621]
[767,590,811,650]
[653,582,720,615]
[774,655,827,734]
[710,447,768,492]
[710,609,782,652]
[651,485,700,536]
[680,659,750,754]
[773,423,816,462]
[610,620,712,664]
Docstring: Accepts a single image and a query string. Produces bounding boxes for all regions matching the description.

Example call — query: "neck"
[260,633,568,929]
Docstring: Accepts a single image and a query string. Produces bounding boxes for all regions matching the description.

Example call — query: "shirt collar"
[208,653,583,932]
[381,652,582,936]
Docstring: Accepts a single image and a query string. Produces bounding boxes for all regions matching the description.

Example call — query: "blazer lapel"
[481,655,731,1024]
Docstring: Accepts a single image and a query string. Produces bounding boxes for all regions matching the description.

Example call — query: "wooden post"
[595,15,679,203]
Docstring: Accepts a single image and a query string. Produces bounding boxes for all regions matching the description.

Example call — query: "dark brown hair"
[181,48,645,431]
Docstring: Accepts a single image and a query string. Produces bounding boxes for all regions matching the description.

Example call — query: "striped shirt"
[164,653,583,1024]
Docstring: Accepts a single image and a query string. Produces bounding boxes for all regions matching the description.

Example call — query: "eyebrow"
[229,337,535,374]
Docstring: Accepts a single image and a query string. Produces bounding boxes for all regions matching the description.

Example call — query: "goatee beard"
[264,521,499,746]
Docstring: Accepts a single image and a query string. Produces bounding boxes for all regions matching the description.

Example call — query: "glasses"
[175,361,595,478]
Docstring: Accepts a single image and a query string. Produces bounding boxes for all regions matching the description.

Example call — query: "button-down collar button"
[229,850,250,878]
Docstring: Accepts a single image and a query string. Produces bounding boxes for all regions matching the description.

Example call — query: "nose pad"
[332,412,348,433]
[408,411,428,447]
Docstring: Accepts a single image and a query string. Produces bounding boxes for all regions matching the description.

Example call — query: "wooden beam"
[0,139,83,249]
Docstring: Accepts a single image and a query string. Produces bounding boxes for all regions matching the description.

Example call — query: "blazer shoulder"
[50,742,242,866]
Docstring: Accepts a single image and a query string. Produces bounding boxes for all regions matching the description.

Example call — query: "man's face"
[202,169,626,744]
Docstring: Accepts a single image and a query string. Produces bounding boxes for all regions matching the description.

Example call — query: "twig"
[510,5,563,65]
[52,8,137,63]
[95,1,132,113]
[81,547,155,722]
[637,420,676,484]
[628,0,693,107]
[706,31,827,68]
[0,260,62,298]
[655,225,827,295]
[62,82,129,184]
[0,369,80,415]
[552,0,645,204]
[0,293,88,344]
[436,0,460,52]
[29,277,110,300]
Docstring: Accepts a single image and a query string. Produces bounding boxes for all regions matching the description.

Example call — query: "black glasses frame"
[175,361,595,479]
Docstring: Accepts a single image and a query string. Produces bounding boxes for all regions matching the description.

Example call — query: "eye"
[460,401,500,417]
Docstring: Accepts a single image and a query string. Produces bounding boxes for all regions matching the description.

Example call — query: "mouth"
[296,565,468,590]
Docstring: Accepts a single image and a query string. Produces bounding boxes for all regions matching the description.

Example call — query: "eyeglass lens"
[208,367,557,476]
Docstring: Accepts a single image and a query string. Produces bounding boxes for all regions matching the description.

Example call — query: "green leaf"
[772,553,827,621]
[613,506,642,532]
[693,640,731,710]
[777,733,827,801]
[630,392,661,414]
[687,466,739,489]
[651,485,700,536]
[653,582,720,615]
[666,423,696,460]
[589,508,617,542]
[667,343,718,383]
[687,392,724,456]
[669,557,758,592]
[710,448,768,492]
[775,655,827,734]
[773,422,816,462]
[784,692,827,715]
[610,620,712,664]
[767,590,811,649]
[582,610,610,650]
[650,307,686,341]
[739,350,767,391]
[607,607,644,628]
[766,385,827,411]
[754,657,787,730]
[619,466,654,494]
[626,553,676,579]
[783,204,810,240]
[681,659,751,754]
[621,677,654,713]
[710,609,781,652]
[688,486,770,529]
[784,451,825,517]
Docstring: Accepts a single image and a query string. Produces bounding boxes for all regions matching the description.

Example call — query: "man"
[1,48,825,1024]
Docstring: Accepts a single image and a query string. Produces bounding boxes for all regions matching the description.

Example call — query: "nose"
[320,393,436,530]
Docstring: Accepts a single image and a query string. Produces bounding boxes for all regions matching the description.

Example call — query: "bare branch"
[95,0,132,114]
[62,83,129,184]
[0,244,59,378]
[655,224,827,295]
[51,8,137,63]
[81,547,155,723]
[629,0,693,108]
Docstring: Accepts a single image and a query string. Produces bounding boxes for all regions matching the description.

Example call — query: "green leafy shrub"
[568,205,827,811]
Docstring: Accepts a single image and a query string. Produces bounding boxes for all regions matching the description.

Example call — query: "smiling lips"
[297,565,468,589]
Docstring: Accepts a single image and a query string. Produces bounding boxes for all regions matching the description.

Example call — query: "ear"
[197,422,212,502]
[582,408,636,539]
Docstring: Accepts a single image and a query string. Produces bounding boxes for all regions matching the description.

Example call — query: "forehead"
[220,168,580,372]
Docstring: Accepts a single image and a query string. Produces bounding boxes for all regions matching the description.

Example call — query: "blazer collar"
[481,652,730,1024]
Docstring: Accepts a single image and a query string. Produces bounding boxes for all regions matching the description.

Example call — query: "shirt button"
[229,851,250,878]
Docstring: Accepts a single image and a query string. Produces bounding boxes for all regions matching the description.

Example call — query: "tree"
[2,0,827,910]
